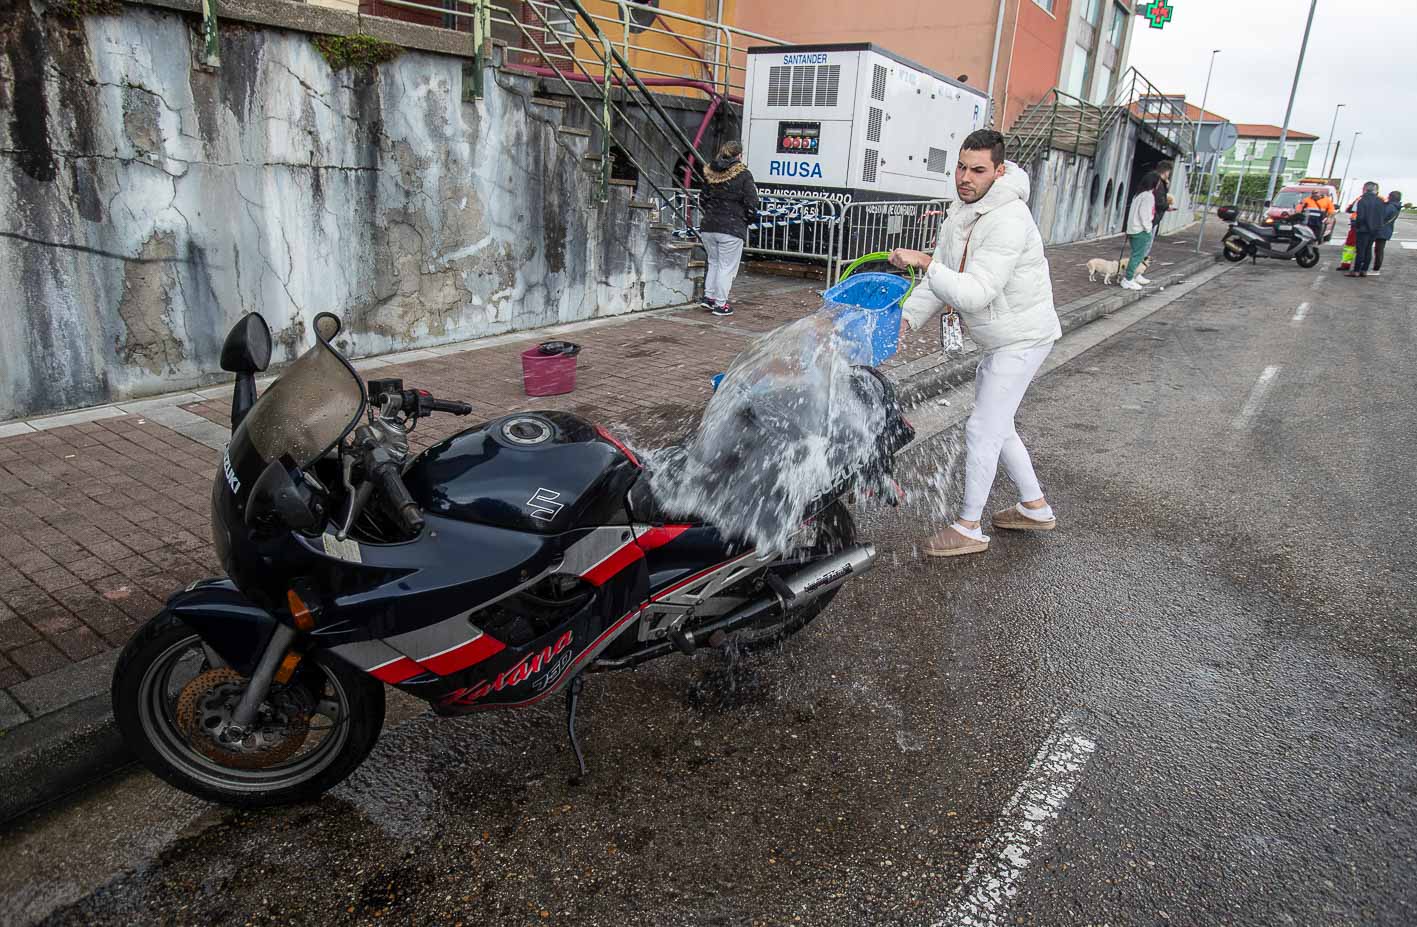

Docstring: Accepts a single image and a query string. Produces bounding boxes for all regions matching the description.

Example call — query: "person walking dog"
[1370,190,1402,276]
[698,141,759,317]
[1121,178,1157,291]
[1348,182,1387,278]
[888,129,1061,558]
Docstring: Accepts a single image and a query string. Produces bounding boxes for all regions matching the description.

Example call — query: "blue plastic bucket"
[823,271,913,365]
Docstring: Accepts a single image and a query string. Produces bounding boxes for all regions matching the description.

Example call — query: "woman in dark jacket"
[698,141,759,317]
[1371,190,1403,275]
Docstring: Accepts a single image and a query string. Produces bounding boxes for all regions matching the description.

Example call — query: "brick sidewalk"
[0,218,1224,736]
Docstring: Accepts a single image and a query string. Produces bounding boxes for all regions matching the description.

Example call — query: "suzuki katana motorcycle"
[112,312,914,807]
[1218,205,1321,268]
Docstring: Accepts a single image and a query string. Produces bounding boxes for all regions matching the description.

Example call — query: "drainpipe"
[1000,0,1023,130]
[986,0,1007,126]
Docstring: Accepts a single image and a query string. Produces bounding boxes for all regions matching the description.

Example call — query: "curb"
[0,254,1224,826]
[887,251,1221,406]
[0,694,130,826]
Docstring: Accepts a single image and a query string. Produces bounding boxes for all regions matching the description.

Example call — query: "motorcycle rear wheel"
[1222,237,1249,263]
[720,501,856,652]
[112,611,385,807]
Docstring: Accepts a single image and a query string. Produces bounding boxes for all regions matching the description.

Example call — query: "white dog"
[1086,255,1150,286]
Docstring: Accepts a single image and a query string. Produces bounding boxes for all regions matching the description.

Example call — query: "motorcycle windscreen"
[235,314,364,469]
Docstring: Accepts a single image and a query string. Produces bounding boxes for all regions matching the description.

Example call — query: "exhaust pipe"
[594,545,876,669]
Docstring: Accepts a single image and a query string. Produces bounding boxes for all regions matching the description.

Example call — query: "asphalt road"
[4,221,1416,926]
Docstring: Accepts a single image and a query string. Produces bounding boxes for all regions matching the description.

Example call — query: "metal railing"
[380,0,783,101]
[1008,68,1196,168]
[831,199,948,284]
[658,191,847,267]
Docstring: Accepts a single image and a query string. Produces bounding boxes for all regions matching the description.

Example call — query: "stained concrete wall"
[1025,118,1196,246]
[0,1,698,420]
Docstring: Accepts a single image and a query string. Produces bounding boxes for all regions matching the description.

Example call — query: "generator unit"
[742,43,990,207]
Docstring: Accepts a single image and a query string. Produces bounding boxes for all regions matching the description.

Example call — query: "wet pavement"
[4,225,1417,926]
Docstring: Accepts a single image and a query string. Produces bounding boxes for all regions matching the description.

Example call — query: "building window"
[1108,2,1127,47]
[1082,0,1102,25]
[1093,63,1114,104]
[1031,0,1056,12]
[1065,44,1091,99]
[1283,142,1299,159]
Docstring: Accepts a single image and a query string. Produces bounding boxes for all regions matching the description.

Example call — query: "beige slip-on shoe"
[923,525,990,558]
[992,504,1057,532]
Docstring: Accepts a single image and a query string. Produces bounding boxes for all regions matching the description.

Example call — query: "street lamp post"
[1191,49,1221,171]
[1340,131,1362,205]
[1264,0,1318,203]
[1321,103,1344,180]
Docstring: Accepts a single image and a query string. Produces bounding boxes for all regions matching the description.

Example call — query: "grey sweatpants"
[701,232,745,304]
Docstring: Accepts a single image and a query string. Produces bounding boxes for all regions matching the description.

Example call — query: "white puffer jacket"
[901,162,1061,353]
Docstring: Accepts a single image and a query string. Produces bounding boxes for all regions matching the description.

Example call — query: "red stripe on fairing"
[583,541,644,586]
[649,550,759,602]
[458,607,644,711]
[595,424,641,468]
[369,656,423,684]
[636,525,691,551]
[420,633,507,676]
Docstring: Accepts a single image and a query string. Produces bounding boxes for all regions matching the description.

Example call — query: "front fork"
[227,623,297,735]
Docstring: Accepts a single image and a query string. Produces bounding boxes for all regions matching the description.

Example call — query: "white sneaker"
[1134,274,1152,285]
[1120,278,1144,291]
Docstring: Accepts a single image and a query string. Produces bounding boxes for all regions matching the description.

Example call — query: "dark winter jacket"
[1376,192,1402,241]
[1354,190,1387,235]
[1140,171,1170,227]
[699,157,760,240]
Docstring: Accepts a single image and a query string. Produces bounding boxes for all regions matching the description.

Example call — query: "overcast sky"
[1127,0,1416,200]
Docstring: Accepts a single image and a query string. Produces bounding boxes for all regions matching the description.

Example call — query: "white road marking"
[1401,241,1417,251]
[932,719,1098,927]
[1232,365,1281,431]
[1310,273,1326,289]
[1292,301,1310,322]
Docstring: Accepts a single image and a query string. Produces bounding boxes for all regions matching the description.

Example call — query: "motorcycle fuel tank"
[403,412,640,534]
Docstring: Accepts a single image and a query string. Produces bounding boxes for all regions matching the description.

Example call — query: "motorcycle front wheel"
[112,611,385,807]
[1295,247,1321,269]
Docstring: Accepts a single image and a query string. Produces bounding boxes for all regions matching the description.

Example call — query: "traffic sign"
[1196,121,1239,154]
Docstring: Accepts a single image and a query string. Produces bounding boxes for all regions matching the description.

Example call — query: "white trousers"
[961,344,1052,521]
[701,232,745,303]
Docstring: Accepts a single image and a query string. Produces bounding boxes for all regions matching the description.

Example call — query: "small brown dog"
[1086,255,1150,285]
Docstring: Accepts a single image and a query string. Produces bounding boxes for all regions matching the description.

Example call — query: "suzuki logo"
[527,487,564,522]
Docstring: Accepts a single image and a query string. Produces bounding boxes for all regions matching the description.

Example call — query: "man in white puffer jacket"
[889,130,1061,557]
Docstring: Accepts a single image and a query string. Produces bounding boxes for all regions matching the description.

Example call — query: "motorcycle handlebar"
[371,459,424,535]
[428,397,472,416]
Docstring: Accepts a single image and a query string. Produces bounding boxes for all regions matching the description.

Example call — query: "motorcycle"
[1217,205,1321,268]
[111,311,914,807]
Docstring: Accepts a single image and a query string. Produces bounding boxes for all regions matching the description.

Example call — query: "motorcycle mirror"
[220,313,272,374]
[314,312,342,344]
[1263,200,1271,208]
[246,459,320,533]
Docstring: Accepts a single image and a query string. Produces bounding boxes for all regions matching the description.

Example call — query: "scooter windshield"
[236,314,364,468]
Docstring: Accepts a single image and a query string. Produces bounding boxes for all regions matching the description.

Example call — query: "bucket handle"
[837,251,917,305]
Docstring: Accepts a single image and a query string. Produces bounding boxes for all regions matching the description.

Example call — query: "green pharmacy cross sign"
[1143,0,1175,28]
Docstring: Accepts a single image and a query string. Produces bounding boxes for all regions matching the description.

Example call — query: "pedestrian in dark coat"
[1371,190,1402,275]
[698,141,759,317]
[1348,182,1387,277]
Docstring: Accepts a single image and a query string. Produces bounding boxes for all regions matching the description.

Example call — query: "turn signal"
[273,651,303,685]
[287,588,316,631]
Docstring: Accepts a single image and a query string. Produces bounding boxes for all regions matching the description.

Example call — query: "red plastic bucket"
[521,346,577,396]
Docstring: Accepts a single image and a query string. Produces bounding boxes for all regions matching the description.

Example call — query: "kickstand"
[565,674,588,785]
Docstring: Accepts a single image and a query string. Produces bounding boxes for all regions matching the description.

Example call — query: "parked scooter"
[1217,205,1321,268]
[110,312,914,807]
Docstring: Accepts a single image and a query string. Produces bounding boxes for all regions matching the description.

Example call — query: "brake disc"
[175,668,312,770]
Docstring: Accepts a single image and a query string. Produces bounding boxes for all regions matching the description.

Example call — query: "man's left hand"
[889,248,933,271]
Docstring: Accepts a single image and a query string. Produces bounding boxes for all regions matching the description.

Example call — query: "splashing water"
[644,302,892,555]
